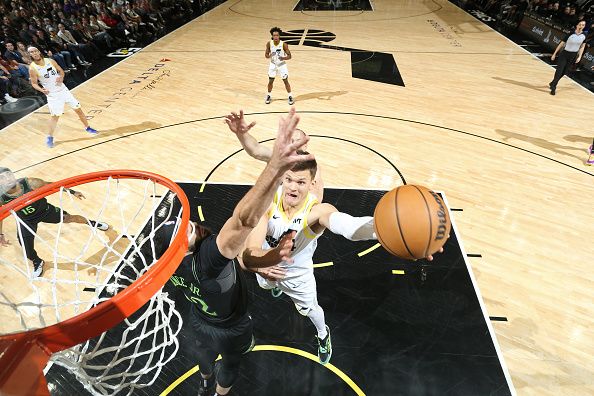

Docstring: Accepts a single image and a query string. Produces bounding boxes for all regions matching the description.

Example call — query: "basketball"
[374,185,451,260]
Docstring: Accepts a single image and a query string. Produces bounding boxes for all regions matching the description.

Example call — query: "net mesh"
[0,175,185,395]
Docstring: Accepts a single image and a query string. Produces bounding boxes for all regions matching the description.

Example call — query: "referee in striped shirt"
[549,20,587,95]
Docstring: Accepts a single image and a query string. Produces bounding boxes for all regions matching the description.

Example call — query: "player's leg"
[45,93,65,148]
[266,63,276,104]
[16,220,44,277]
[216,315,254,395]
[280,64,293,105]
[46,115,60,148]
[61,205,109,231]
[67,92,98,134]
[192,317,221,396]
[281,274,332,364]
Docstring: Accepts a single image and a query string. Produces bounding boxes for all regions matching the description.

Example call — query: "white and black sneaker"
[265,95,271,104]
[89,220,109,231]
[32,259,44,278]
[316,325,332,365]
[288,96,294,105]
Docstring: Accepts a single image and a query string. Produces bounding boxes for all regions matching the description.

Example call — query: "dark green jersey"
[169,235,248,328]
[0,178,49,221]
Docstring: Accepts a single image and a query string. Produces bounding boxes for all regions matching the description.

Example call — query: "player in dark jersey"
[0,167,109,277]
[157,108,310,396]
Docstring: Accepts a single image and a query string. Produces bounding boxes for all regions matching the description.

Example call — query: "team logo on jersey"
[265,229,297,250]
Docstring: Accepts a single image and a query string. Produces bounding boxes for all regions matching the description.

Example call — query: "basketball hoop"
[0,170,190,396]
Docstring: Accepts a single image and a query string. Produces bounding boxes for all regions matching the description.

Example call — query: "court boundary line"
[441,191,517,395]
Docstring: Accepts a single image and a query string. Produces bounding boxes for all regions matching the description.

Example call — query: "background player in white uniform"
[242,156,378,364]
[27,47,98,148]
[265,27,293,105]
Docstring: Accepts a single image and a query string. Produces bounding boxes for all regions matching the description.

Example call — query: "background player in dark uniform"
[158,108,311,396]
[0,167,108,277]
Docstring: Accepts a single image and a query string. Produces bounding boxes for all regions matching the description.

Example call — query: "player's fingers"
[231,111,238,118]
[287,134,310,152]
[426,255,434,261]
[247,121,256,130]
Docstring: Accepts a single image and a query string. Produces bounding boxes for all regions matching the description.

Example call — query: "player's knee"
[295,303,312,316]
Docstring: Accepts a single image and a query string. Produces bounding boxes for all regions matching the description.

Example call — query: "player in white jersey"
[27,47,98,148]
[224,109,324,281]
[242,155,378,364]
[265,27,294,105]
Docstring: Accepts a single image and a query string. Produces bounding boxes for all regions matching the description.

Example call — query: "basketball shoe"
[316,325,332,365]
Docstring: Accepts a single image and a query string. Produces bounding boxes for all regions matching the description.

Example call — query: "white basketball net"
[0,176,184,395]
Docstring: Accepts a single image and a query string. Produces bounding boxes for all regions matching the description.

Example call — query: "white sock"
[307,305,327,339]
[266,92,271,97]
[288,92,293,98]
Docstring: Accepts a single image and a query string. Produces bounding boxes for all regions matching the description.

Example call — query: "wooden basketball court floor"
[1,0,593,395]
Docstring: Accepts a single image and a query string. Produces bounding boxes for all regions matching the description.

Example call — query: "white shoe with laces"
[89,220,109,231]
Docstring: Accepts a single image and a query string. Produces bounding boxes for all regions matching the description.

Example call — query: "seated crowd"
[475,0,594,31]
[0,0,199,105]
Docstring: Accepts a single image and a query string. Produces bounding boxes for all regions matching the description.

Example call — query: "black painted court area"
[47,183,512,395]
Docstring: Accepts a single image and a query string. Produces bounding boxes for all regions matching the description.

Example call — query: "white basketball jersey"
[30,58,65,93]
[263,186,321,279]
[270,40,286,66]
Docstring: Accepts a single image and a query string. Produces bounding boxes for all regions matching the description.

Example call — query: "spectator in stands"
[35,29,76,71]
[1,44,29,80]
[0,64,18,104]
[81,17,114,49]
[55,24,93,66]
[15,42,32,65]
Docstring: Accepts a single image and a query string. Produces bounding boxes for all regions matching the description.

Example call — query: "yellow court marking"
[313,261,334,268]
[357,243,381,257]
[392,269,405,275]
[199,182,206,193]
[197,206,205,222]
[160,344,365,396]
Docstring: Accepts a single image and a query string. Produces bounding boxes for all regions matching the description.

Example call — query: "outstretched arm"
[224,110,272,162]
[313,203,443,261]
[311,203,376,241]
[216,108,314,259]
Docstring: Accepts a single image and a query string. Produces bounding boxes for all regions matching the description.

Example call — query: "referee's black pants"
[191,312,254,388]
[550,50,578,88]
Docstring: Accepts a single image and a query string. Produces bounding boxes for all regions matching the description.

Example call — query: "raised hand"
[224,110,256,135]
[274,230,296,264]
[269,108,314,171]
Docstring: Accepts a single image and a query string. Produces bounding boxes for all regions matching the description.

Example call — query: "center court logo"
[279,29,405,86]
